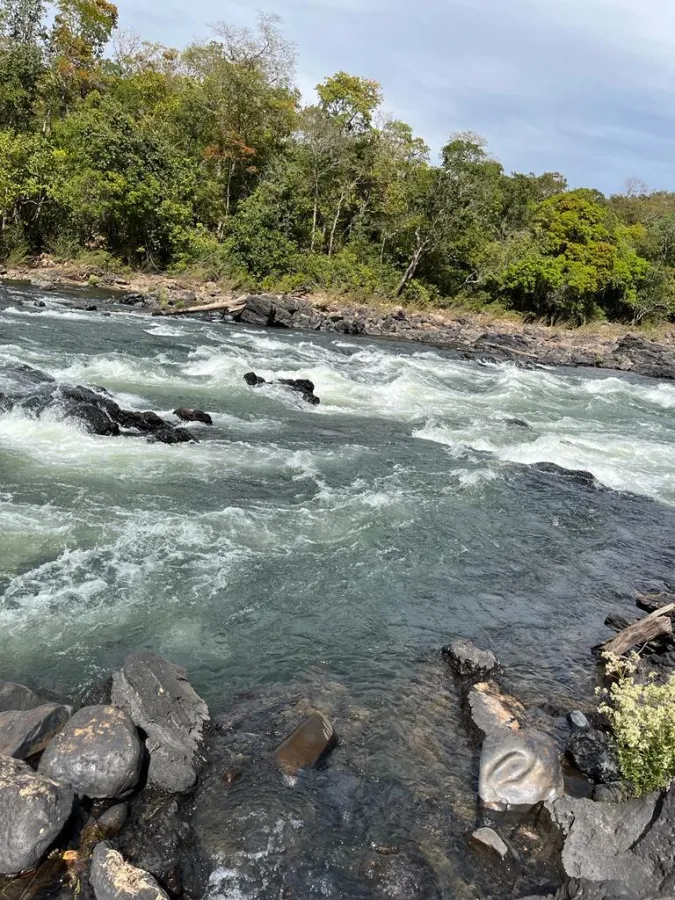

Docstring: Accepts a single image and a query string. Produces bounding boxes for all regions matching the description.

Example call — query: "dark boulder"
[117,793,190,894]
[0,755,74,875]
[173,408,213,425]
[274,712,337,776]
[147,426,196,445]
[0,704,70,759]
[244,372,266,387]
[0,393,13,412]
[236,294,276,327]
[0,681,46,712]
[90,842,169,900]
[63,402,120,436]
[567,727,620,785]
[111,652,209,794]
[504,417,533,430]
[533,462,596,487]
[118,293,147,306]
[443,637,498,677]
[243,372,321,405]
[39,705,143,799]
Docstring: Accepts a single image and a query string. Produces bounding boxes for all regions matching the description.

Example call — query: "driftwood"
[157,300,245,317]
[600,603,675,657]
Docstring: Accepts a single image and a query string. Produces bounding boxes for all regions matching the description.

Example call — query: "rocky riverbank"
[2,263,675,381]
[2,589,675,900]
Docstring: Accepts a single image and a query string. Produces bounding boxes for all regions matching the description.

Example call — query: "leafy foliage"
[0,0,673,322]
[599,653,675,796]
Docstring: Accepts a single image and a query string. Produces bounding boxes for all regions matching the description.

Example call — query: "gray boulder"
[90,842,169,900]
[0,755,74,875]
[0,703,70,759]
[111,652,209,793]
[479,729,564,811]
[468,681,522,736]
[546,786,675,897]
[0,681,47,712]
[39,705,142,799]
[443,638,498,677]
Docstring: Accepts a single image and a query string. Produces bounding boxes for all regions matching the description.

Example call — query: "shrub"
[599,652,675,796]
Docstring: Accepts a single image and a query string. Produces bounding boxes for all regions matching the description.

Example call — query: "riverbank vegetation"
[2,0,675,324]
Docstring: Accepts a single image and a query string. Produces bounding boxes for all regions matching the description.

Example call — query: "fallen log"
[156,299,245,317]
[599,603,675,657]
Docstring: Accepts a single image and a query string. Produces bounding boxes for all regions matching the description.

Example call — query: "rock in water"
[90,842,169,900]
[0,704,70,759]
[479,729,564,811]
[0,681,47,712]
[0,755,74,875]
[468,681,523,736]
[567,728,620,784]
[39,705,142,799]
[111,652,209,794]
[443,638,498,677]
[470,827,509,859]
[274,712,337,775]
[173,408,213,425]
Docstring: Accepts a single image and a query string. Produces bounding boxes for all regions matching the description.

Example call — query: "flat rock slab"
[90,842,169,900]
[0,703,70,759]
[443,638,498,677]
[469,682,523,736]
[111,652,209,794]
[547,783,675,897]
[479,729,564,811]
[274,712,337,775]
[0,681,46,712]
[39,705,142,799]
[0,755,74,875]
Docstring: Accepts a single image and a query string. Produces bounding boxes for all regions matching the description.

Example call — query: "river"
[1,282,674,898]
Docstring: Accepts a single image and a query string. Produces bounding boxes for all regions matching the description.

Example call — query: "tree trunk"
[225,161,235,218]
[328,191,346,257]
[396,238,428,297]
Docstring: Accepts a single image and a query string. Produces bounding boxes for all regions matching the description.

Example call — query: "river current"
[1,283,674,898]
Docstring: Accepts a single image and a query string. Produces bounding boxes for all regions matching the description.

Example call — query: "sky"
[112,0,675,194]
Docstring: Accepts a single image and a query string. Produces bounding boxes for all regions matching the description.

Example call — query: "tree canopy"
[0,1,673,324]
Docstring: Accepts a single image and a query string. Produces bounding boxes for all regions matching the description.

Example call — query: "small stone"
[468,682,522,736]
[443,638,498,677]
[90,842,169,900]
[0,704,70,759]
[39,705,142,799]
[0,755,74,875]
[173,408,213,425]
[470,827,509,859]
[568,711,589,731]
[274,712,337,775]
[111,652,209,794]
[0,681,47,712]
[479,729,564,811]
[592,782,627,804]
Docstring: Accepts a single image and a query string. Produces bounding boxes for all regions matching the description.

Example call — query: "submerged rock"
[0,681,47,712]
[90,842,169,900]
[39,705,142,799]
[117,793,190,893]
[111,652,209,794]
[274,712,337,775]
[470,827,509,860]
[0,704,70,759]
[361,849,442,900]
[173,408,213,425]
[443,638,498,678]
[0,755,74,875]
[567,728,619,785]
[479,729,564,811]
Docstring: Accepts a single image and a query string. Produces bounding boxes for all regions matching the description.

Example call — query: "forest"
[2,0,675,324]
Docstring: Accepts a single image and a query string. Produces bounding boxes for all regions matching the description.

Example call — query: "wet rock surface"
[244,371,321,404]
[0,703,70,759]
[0,365,199,444]
[111,652,209,794]
[90,842,169,900]
[443,638,498,677]
[0,755,74,875]
[274,712,337,775]
[479,729,564,811]
[0,681,48,712]
[470,827,509,859]
[173,407,213,425]
[468,681,523,736]
[39,705,142,799]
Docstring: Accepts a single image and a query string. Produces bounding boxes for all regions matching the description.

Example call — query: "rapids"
[1,282,674,898]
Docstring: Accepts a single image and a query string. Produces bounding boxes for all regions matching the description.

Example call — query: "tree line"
[1,0,675,323]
